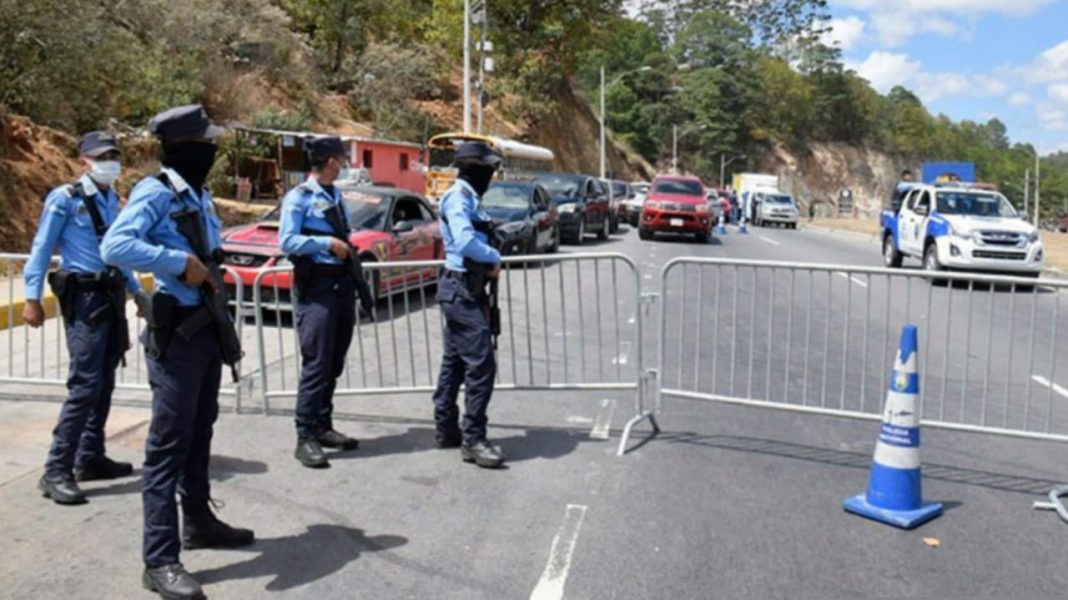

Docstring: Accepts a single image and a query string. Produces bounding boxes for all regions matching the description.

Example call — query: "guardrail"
[250,252,657,455]
[0,254,247,409]
[656,258,1067,442]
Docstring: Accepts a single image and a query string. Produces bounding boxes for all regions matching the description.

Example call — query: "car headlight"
[1028,230,1040,243]
[645,201,661,210]
[497,221,526,233]
[275,256,292,268]
[950,224,979,243]
[558,203,578,213]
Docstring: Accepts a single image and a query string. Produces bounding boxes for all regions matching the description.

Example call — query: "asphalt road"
[2,221,1067,599]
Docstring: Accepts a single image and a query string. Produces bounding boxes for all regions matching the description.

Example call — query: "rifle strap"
[68,182,110,241]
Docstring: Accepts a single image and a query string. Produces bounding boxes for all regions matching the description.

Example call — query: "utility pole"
[599,65,606,180]
[475,2,487,134]
[1035,147,1041,227]
[1024,169,1030,216]
[672,125,678,174]
[462,0,471,132]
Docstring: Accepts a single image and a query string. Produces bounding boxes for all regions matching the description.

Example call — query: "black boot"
[37,474,87,505]
[182,502,255,550]
[460,440,506,468]
[317,429,359,450]
[142,564,205,600]
[295,438,329,468]
[75,456,134,481]
[435,431,462,449]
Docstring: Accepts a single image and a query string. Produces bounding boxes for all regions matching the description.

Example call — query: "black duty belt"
[443,269,466,281]
[309,263,350,277]
[69,272,121,290]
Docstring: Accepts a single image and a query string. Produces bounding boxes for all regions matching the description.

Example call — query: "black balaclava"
[162,141,218,191]
[458,163,496,197]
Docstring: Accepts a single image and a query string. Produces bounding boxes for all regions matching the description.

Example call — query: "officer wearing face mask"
[23,131,142,506]
[101,105,253,600]
[279,136,365,469]
[431,142,505,468]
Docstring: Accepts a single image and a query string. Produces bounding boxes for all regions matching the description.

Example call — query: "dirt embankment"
[758,142,909,216]
[0,114,81,252]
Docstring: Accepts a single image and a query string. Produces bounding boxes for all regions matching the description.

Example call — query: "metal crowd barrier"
[250,252,656,455]
[656,257,1068,442]
[0,254,247,410]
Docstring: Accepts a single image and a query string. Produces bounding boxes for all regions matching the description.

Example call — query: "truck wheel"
[923,243,947,286]
[883,235,903,268]
[696,232,710,244]
[639,227,652,241]
[598,215,610,240]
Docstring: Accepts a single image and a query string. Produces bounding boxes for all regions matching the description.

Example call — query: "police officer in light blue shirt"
[24,131,140,506]
[101,105,253,600]
[431,142,506,468]
[280,136,363,469]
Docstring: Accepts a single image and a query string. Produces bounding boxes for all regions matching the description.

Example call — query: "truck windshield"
[765,195,793,204]
[935,192,1016,217]
[654,180,703,196]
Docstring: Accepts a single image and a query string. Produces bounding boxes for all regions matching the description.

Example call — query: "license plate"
[670,218,684,227]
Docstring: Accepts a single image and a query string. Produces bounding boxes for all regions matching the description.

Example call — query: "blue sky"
[825,0,1068,154]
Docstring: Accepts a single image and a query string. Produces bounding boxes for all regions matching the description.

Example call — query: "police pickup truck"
[881,183,1044,277]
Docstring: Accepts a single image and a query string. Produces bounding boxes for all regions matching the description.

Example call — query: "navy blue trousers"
[142,324,221,567]
[432,276,495,443]
[294,274,356,439]
[45,288,123,477]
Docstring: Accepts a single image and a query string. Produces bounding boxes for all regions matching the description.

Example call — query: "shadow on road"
[195,524,407,591]
[660,432,1063,496]
[643,233,723,246]
[327,424,592,463]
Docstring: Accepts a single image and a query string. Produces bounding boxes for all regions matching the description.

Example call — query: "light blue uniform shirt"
[23,174,140,301]
[440,179,500,272]
[101,168,222,307]
[279,176,345,265]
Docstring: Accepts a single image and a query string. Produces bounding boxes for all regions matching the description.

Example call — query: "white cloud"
[837,0,1055,46]
[1037,103,1068,130]
[822,16,867,51]
[851,51,921,93]
[1050,83,1068,104]
[1009,92,1032,105]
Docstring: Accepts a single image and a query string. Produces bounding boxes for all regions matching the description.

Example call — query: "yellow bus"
[425,132,555,204]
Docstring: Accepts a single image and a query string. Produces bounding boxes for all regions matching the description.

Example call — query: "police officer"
[24,132,141,505]
[431,142,505,468]
[101,105,253,600]
[279,137,364,469]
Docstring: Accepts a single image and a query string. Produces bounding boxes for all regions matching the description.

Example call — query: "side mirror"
[392,220,415,233]
[915,206,928,216]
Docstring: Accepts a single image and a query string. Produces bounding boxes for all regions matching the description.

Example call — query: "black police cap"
[452,142,502,168]
[78,131,120,158]
[148,104,224,143]
[304,137,348,162]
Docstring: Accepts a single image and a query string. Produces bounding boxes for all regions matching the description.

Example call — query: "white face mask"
[88,160,122,187]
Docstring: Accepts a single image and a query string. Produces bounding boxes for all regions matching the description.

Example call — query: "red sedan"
[638,175,713,243]
[220,185,443,308]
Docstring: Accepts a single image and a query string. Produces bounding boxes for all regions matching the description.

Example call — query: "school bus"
[425,132,555,204]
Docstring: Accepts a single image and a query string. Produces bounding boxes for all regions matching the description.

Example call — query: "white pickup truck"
[881,183,1044,277]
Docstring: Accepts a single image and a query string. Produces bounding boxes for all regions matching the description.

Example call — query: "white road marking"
[566,415,594,425]
[758,235,780,246]
[530,504,589,600]
[643,274,653,280]
[627,316,636,325]
[834,271,869,288]
[589,399,616,440]
[611,342,630,366]
[1031,375,1068,399]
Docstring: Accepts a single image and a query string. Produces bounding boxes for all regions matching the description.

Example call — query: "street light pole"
[462,0,472,132]
[1035,147,1041,227]
[476,2,487,134]
[600,64,606,180]
[719,154,745,189]
[672,125,678,174]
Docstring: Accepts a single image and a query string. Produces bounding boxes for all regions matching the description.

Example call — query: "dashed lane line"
[834,271,869,288]
[530,504,589,600]
[758,235,781,246]
[1032,375,1068,399]
[589,399,616,440]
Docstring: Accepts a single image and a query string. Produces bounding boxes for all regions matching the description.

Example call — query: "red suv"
[639,175,712,243]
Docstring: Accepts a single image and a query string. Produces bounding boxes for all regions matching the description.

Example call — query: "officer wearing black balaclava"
[430,142,506,468]
[102,104,253,600]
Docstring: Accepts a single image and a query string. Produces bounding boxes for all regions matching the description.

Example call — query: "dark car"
[533,173,612,244]
[608,179,632,233]
[482,181,561,255]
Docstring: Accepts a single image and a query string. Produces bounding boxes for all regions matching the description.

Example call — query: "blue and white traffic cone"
[715,213,727,235]
[738,217,748,234]
[844,324,943,529]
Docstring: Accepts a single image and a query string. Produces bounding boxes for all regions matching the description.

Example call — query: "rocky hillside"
[758,142,908,217]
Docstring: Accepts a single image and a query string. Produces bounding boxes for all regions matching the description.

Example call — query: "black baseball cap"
[452,142,502,168]
[78,131,120,158]
[304,136,348,162]
[148,104,224,143]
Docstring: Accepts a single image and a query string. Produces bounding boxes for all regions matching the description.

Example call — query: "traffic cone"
[715,213,727,235]
[843,324,943,529]
[738,217,748,234]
